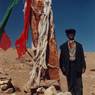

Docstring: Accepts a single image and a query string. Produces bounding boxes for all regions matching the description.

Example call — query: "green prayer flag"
[0,0,19,50]
[0,0,19,29]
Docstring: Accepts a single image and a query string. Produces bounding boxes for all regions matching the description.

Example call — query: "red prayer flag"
[15,0,32,58]
[0,32,11,50]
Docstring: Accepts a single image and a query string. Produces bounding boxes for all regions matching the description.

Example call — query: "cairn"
[0,71,15,94]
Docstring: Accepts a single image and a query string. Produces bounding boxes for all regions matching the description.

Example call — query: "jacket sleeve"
[80,45,86,71]
[59,46,66,75]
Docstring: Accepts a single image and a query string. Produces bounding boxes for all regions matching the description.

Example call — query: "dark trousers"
[66,61,83,95]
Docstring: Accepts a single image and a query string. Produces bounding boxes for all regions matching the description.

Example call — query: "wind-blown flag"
[15,0,32,58]
[0,30,11,50]
[0,0,18,50]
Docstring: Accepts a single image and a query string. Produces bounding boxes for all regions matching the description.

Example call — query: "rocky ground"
[0,48,95,95]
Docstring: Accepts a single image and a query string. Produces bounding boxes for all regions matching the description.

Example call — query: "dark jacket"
[60,41,86,76]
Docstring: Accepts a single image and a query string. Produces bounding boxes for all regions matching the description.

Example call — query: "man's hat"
[65,29,76,35]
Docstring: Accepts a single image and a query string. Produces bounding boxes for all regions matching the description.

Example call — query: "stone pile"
[38,86,72,95]
[24,79,72,95]
[0,72,15,94]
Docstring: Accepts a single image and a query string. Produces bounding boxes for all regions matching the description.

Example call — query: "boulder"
[44,86,57,95]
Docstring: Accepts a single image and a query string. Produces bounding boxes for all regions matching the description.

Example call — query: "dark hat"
[65,29,76,35]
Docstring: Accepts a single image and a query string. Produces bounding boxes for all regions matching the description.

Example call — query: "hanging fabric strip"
[15,0,32,58]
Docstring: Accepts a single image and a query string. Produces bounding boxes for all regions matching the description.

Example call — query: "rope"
[24,0,54,91]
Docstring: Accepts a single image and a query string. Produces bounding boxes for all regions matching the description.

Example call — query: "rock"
[30,80,60,90]
[0,72,15,94]
[0,79,10,85]
[44,86,72,95]
[57,92,64,95]
[44,86,57,95]
[37,87,45,93]
[5,87,15,94]
[57,92,72,95]
[0,73,11,85]
[0,84,8,91]
[26,92,32,95]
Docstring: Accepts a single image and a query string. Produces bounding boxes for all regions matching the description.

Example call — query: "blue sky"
[0,0,95,51]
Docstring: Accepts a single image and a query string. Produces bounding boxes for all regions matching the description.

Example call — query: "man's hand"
[61,67,67,75]
[82,68,86,73]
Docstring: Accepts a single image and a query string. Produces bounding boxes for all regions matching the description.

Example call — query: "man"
[60,29,86,95]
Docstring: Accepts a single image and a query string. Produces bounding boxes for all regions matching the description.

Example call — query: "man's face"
[67,33,75,40]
